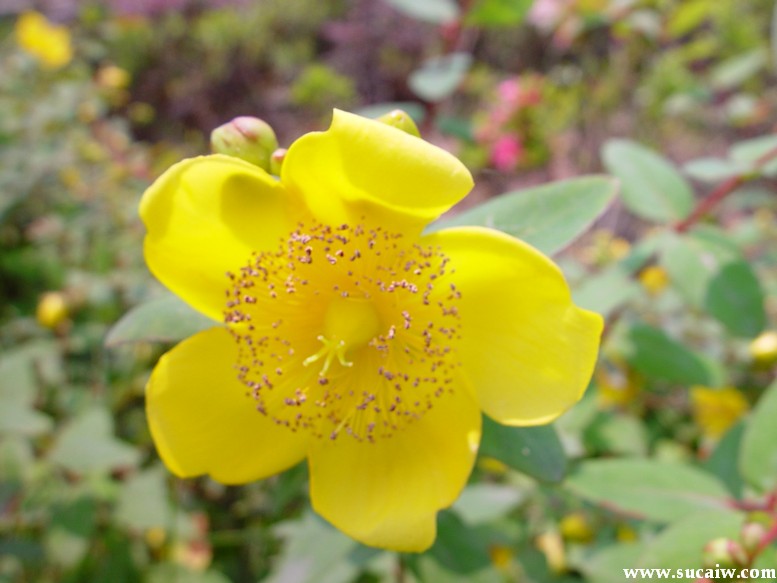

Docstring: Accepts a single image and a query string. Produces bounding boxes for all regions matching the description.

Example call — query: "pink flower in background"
[528,0,569,30]
[490,135,523,171]
[497,79,522,107]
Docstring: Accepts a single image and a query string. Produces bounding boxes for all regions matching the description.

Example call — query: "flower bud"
[740,521,767,555]
[749,331,777,368]
[559,512,595,543]
[210,116,278,172]
[270,148,287,176]
[376,109,421,138]
[36,291,68,329]
[702,537,747,569]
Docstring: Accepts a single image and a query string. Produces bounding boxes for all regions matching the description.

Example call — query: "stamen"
[303,335,353,376]
[224,220,462,442]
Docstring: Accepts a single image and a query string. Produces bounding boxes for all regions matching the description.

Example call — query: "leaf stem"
[674,144,777,233]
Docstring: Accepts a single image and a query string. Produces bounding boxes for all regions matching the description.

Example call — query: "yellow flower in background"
[596,361,640,408]
[15,11,73,69]
[749,330,777,368]
[140,110,602,551]
[559,511,595,543]
[36,291,69,330]
[638,265,669,296]
[690,386,749,440]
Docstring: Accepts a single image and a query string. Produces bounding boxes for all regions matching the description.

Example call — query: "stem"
[758,521,777,553]
[673,145,777,233]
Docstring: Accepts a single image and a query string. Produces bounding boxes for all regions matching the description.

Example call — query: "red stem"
[674,144,777,233]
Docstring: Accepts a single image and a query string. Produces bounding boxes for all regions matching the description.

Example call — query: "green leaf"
[637,510,744,570]
[430,511,492,573]
[147,565,233,583]
[580,543,647,583]
[45,497,97,568]
[408,53,472,102]
[465,0,533,26]
[479,416,567,482]
[660,231,726,307]
[704,260,766,338]
[354,102,426,124]
[115,465,173,533]
[683,157,744,182]
[740,379,777,493]
[48,407,140,474]
[452,483,524,525]
[709,49,768,91]
[430,175,618,256]
[704,421,745,498]
[730,134,777,178]
[0,405,52,437]
[105,294,214,347]
[584,412,648,456]
[602,139,694,222]
[621,323,715,386]
[382,0,460,23]
[566,459,730,522]
[573,267,639,319]
[266,511,379,583]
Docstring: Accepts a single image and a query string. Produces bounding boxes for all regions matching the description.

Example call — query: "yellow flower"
[36,291,68,329]
[749,331,777,368]
[596,361,640,408]
[638,265,669,296]
[559,511,595,543]
[140,110,602,551]
[690,386,749,440]
[15,11,73,69]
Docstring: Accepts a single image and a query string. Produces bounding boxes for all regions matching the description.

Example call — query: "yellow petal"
[308,382,481,552]
[425,227,602,425]
[140,155,295,321]
[281,109,473,231]
[146,327,309,484]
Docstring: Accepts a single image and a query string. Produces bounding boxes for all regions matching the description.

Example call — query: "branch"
[674,144,777,233]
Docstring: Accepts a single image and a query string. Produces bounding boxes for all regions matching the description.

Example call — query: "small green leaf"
[479,416,567,482]
[730,134,777,177]
[429,512,492,574]
[452,483,524,525]
[704,421,745,498]
[740,379,777,493]
[266,512,378,583]
[45,497,97,568]
[621,323,715,386]
[709,49,768,91]
[585,412,648,456]
[581,543,647,583]
[408,53,472,103]
[0,405,52,437]
[382,0,460,23]
[683,157,744,182]
[430,175,618,256]
[105,294,214,347]
[48,407,140,474]
[354,102,426,124]
[573,267,640,319]
[637,510,744,570]
[465,0,533,26]
[704,260,766,338]
[147,565,234,583]
[116,465,173,533]
[602,139,694,222]
[567,459,730,522]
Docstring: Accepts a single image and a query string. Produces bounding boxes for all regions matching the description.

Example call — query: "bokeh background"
[2,1,777,582]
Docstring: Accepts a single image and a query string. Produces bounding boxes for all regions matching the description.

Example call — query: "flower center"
[303,298,382,375]
[224,221,462,442]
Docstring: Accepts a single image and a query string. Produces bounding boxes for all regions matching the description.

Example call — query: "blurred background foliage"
[1,0,777,581]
